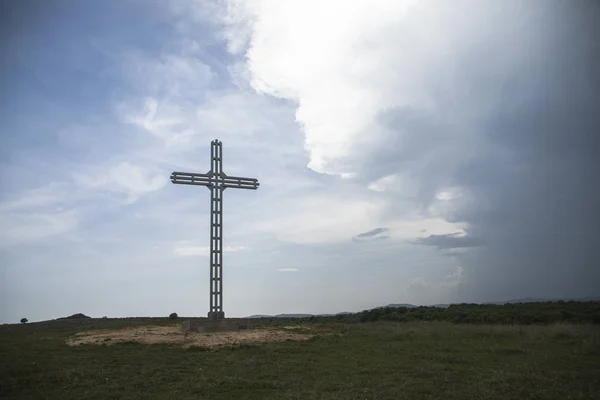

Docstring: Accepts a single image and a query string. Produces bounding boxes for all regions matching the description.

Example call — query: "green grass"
[1,318,599,399]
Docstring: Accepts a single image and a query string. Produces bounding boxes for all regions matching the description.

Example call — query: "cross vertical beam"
[170,139,259,321]
[209,140,224,320]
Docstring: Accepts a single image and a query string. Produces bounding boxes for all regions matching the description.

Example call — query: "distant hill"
[485,296,600,305]
[57,313,91,320]
[244,296,599,318]
[319,312,352,317]
[375,303,416,309]
[245,312,351,319]
[275,314,313,318]
[245,313,314,319]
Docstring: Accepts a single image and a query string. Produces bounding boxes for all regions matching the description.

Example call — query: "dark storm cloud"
[366,1,600,301]
[452,2,599,301]
[352,227,389,242]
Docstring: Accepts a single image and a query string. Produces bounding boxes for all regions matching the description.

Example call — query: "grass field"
[1,318,599,399]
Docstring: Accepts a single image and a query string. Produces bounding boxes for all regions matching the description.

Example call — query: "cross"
[170,139,260,321]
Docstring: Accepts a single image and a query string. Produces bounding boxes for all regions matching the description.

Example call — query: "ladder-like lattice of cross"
[170,139,259,320]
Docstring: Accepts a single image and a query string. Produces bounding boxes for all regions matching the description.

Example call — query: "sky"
[1,0,598,323]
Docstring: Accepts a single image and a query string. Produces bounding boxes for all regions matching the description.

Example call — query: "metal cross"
[170,139,259,320]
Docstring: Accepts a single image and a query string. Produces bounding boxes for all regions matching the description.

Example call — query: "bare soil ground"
[65,324,314,349]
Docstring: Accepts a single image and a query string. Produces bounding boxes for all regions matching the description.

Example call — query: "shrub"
[169,313,178,320]
[20,318,28,324]
[349,301,600,326]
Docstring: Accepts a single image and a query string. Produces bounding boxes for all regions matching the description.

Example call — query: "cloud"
[253,193,385,245]
[123,97,199,148]
[120,51,213,99]
[367,175,398,193]
[220,0,434,176]
[0,183,81,246]
[73,162,167,204]
[0,182,69,212]
[0,210,80,247]
[278,268,298,272]
[407,277,428,290]
[386,217,466,242]
[221,0,600,303]
[116,49,215,150]
[413,232,483,250]
[174,244,248,257]
[116,42,300,160]
[352,227,389,242]
[443,266,464,288]
[174,246,210,257]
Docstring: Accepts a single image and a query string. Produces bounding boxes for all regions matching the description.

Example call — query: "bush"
[331,300,600,326]
[169,313,178,320]
[20,318,28,324]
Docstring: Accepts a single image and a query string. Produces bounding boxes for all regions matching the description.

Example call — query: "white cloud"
[168,0,226,37]
[443,265,464,288]
[407,277,428,290]
[254,194,384,245]
[195,91,290,138]
[0,210,80,247]
[367,174,398,192]
[220,0,426,175]
[121,51,213,99]
[116,49,214,150]
[387,217,466,241]
[219,0,543,191]
[224,245,248,252]
[436,188,462,201]
[173,244,248,257]
[73,162,167,204]
[119,54,298,154]
[0,182,69,212]
[0,183,81,246]
[174,246,210,257]
[427,186,468,218]
[124,96,199,148]
[278,268,298,272]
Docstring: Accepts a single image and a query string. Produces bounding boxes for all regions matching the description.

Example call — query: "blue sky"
[1,0,598,323]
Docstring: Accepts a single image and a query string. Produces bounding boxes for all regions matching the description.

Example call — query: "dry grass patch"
[65,324,314,349]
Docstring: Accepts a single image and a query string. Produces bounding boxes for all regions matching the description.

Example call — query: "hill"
[244,296,600,319]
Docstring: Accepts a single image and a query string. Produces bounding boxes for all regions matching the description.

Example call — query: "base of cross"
[207,311,225,321]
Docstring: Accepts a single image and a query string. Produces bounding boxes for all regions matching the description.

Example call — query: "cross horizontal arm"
[170,172,212,187]
[171,171,213,179]
[220,174,259,190]
[170,171,260,189]
[222,181,259,190]
[170,180,212,187]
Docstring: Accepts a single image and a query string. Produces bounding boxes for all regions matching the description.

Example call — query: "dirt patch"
[66,325,314,349]
[281,325,304,330]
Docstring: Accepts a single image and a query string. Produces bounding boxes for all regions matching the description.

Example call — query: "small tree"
[169,313,178,320]
[20,318,28,324]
